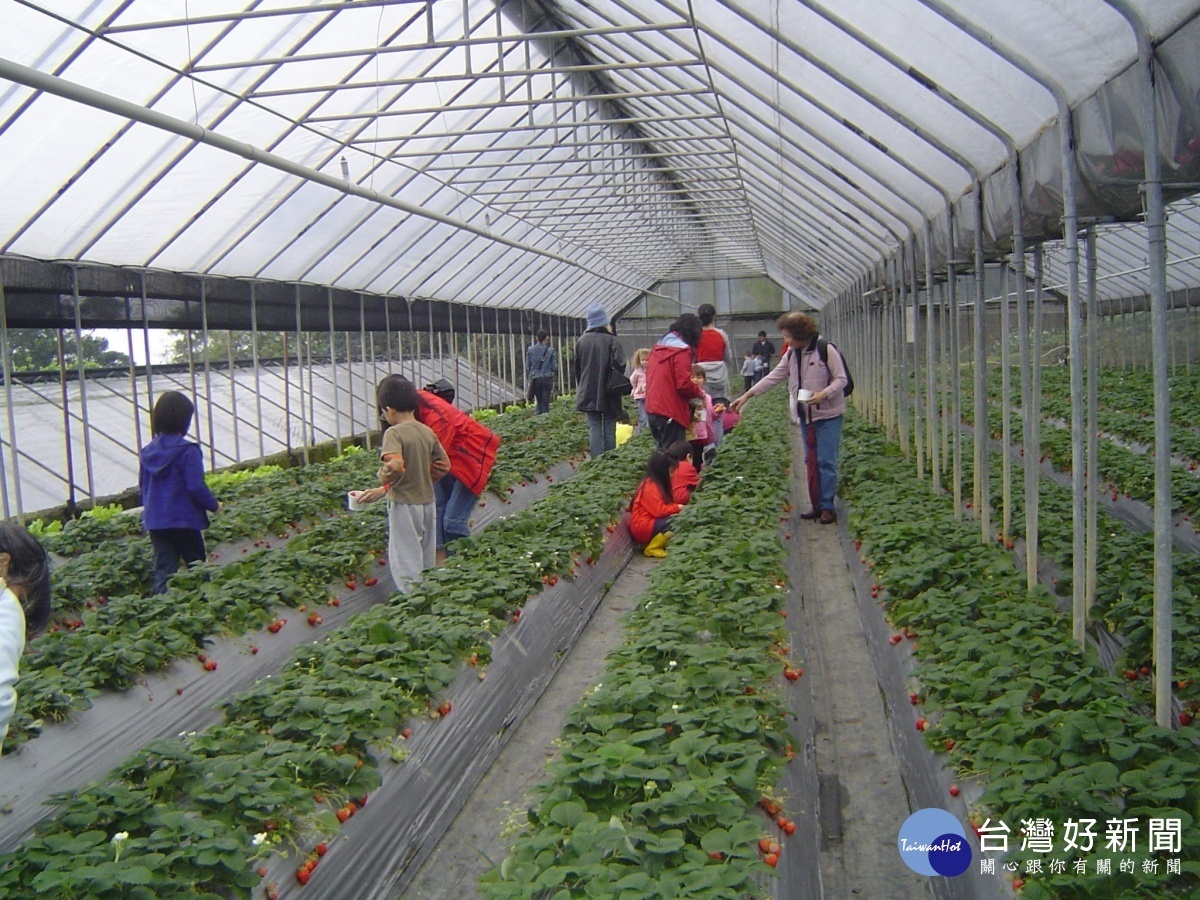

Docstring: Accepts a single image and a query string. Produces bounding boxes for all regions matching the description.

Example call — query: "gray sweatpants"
[387,500,437,592]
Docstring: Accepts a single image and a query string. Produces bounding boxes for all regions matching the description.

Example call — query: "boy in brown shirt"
[353,377,450,590]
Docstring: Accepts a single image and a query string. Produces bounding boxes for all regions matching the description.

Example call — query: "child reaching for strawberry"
[353,376,451,590]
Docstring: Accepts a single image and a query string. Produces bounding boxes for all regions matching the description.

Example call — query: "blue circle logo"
[897,808,972,877]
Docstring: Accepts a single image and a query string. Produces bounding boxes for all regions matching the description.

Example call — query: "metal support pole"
[0,276,22,521]
[55,307,76,515]
[895,254,910,459]
[973,184,990,541]
[910,240,924,479]
[226,329,240,462]
[1031,246,1045,579]
[948,219,962,518]
[251,283,265,461]
[346,332,355,441]
[1060,115,1088,649]
[1007,158,1036,587]
[1085,228,1100,614]
[924,223,939,493]
[1001,264,1013,542]
[1104,0,1175,723]
[199,281,217,473]
[140,274,155,418]
[294,286,307,465]
[328,287,342,455]
[362,296,375,449]
[71,267,97,505]
[125,295,143,455]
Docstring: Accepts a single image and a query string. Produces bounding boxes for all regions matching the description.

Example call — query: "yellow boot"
[643,531,671,558]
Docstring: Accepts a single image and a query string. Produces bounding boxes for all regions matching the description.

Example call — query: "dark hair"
[690,364,706,380]
[667,440,692,462]
[376,374,421,417]
[0,522,51,637]
[151,391,195,436]
[758,331,767,338]
[697,303,716,326]
[645,449,676,505]
[670,313,703,349]
[536,330,549,342]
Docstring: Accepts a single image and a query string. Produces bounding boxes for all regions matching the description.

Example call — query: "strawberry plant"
[841,414,1200,897]
[484,394,795,897]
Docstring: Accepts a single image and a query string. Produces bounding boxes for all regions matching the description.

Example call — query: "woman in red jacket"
[644,313,703,450]
[378,375,501,557]
[629,449,682,558]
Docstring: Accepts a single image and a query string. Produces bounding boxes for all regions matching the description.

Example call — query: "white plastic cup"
[797,388,814,403]
[347,491,365,512]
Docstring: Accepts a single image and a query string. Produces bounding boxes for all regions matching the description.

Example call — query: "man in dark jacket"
[644,313,703,449]
[574,302,626,458]
[751,331,776,383]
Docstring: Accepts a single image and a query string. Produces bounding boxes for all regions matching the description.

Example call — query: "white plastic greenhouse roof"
[2,0,1200,317]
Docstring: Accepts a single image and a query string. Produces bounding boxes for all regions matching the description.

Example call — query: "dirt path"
[402,554,655,897]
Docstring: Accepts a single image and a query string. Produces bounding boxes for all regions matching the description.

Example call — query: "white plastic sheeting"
[2,0,1200,314]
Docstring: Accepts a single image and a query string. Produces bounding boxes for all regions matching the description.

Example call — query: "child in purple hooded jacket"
[139,391,222,594]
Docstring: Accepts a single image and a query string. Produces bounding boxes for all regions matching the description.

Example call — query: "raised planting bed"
[0,457,579,856]
[0,433,650,898]
[482,393,803,898]
[4,402,590,751]
[839,413,1200,899]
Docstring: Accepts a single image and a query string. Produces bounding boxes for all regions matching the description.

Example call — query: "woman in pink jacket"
[731,312,847,524]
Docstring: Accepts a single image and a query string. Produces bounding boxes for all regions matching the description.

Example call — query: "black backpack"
[815,338,853,396]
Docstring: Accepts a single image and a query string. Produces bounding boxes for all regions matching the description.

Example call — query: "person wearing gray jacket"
[574,302,627,458]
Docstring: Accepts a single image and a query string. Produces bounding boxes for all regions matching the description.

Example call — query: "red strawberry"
[909,692,920,705]
[204,659,217,671]
[315,843,328,857]
[251,646,259,654]
[1181,713,1193,726]
[949,785,960,797]
[915,718,927,731]
[438,700,453,717]
[784,821,796,835]
[708,851,723,860]
[330,598,341,607]
[364,577,378,587]
[307,613,323,626]
[758,837,773,853]
[401,727,412,739]
[176,687,184,695]
[336,807,351,823]
[378,558,387,566]
[258,867,268,878]
[345,581,356,590]
[764,852,778,867]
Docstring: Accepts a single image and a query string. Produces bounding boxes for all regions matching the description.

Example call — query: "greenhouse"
[1,0,1199,897]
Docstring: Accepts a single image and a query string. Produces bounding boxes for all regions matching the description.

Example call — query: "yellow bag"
[616,422,634,446]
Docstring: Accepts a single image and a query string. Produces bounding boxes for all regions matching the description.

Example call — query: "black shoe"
[819,509,837,525]
[799,509,820,520]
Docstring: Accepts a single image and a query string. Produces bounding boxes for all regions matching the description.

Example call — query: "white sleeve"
[0,590,26,752]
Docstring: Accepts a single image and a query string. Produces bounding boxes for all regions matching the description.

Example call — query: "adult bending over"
[731,312,847,524]
[574,302,626,458]
[644,313,702,450]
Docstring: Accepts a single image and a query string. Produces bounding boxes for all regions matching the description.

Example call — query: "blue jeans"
[805,416,843,512]
[434,473,479,548]
[586,411,617,458]
[635,398,648,431]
